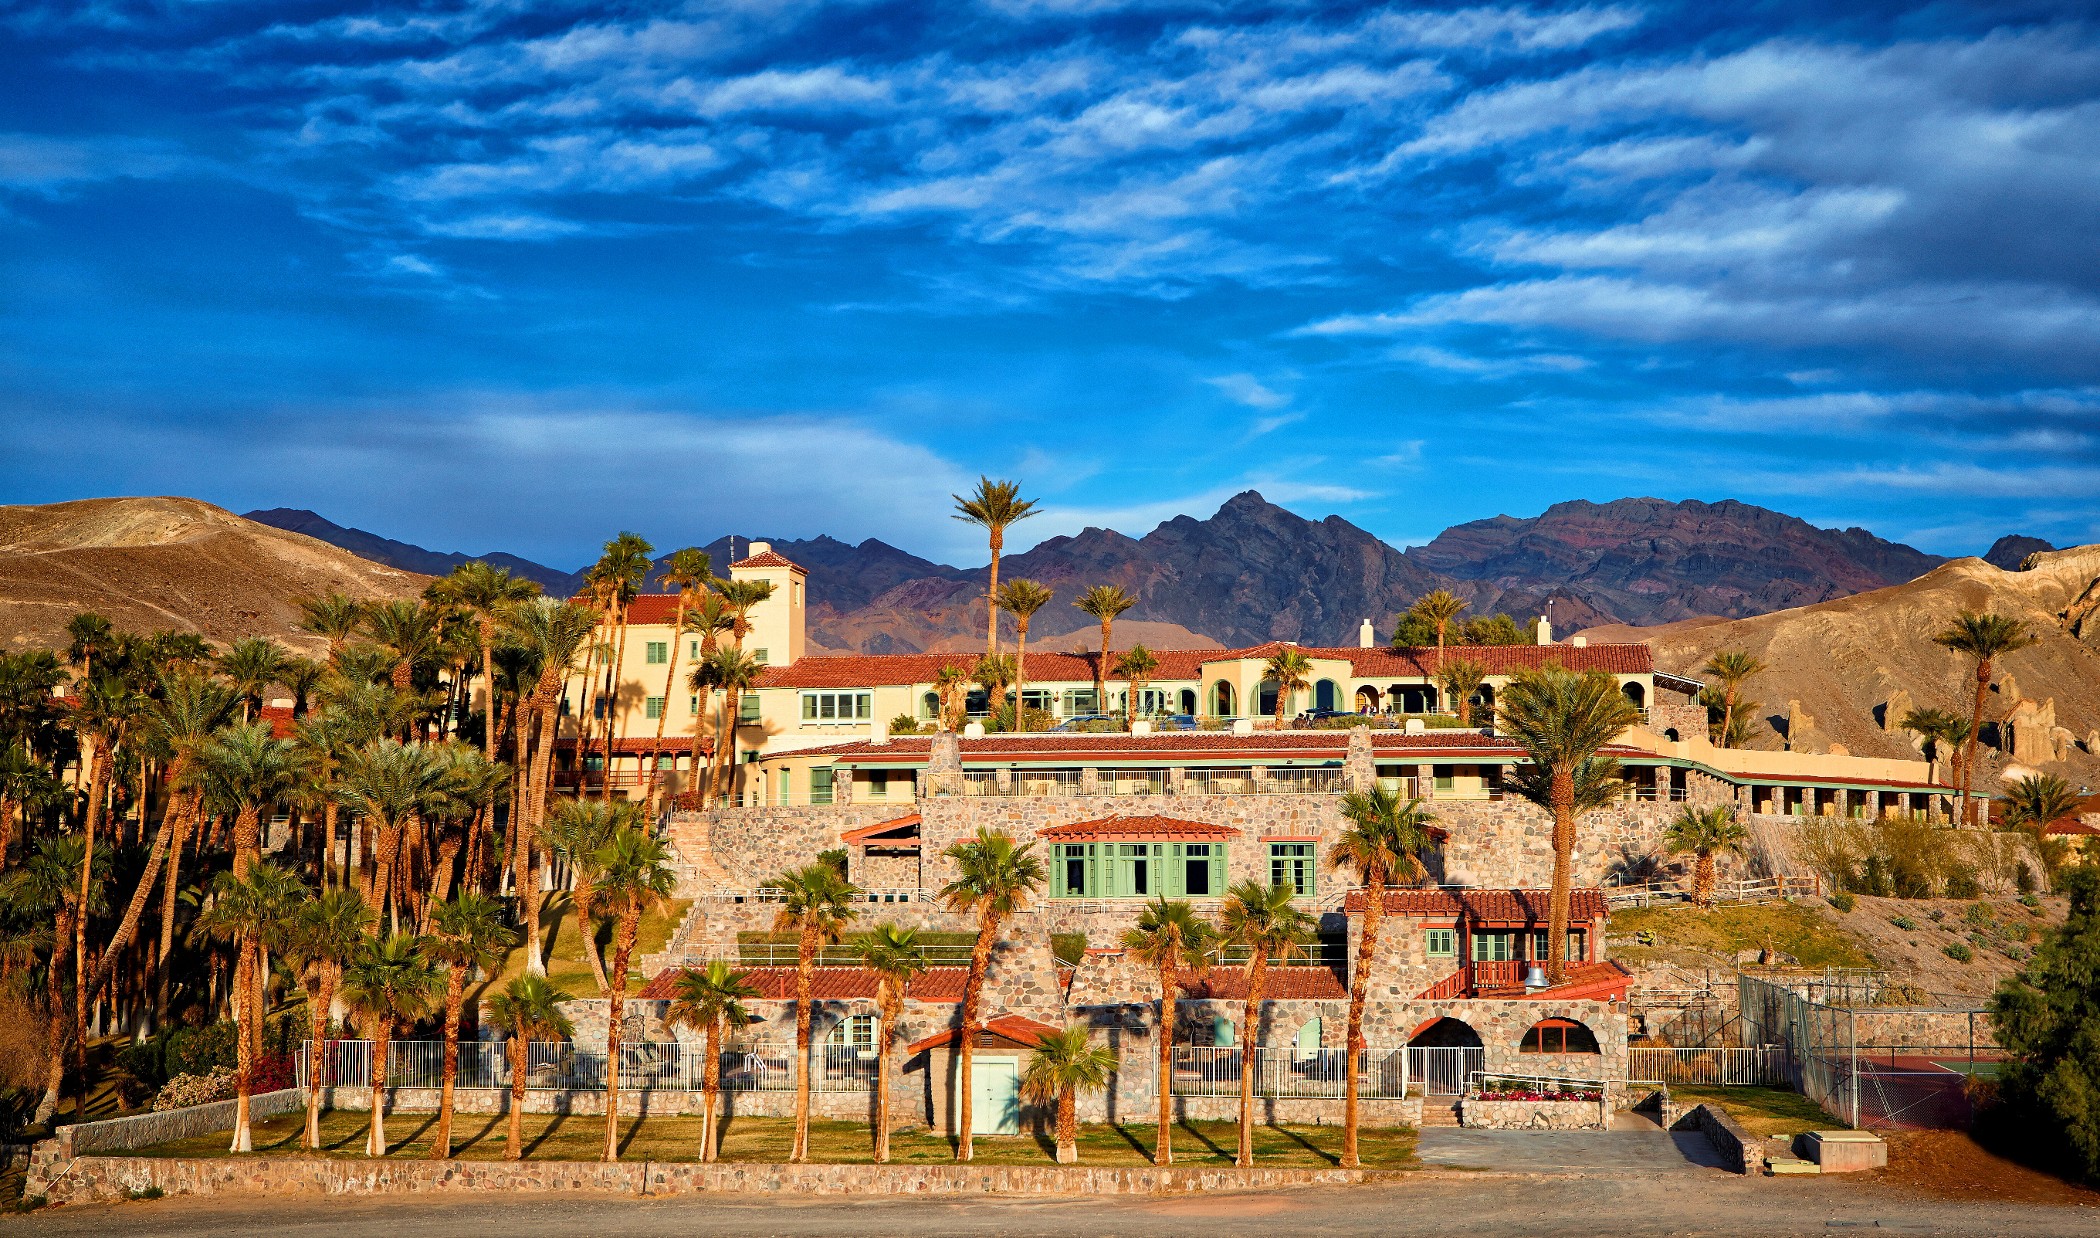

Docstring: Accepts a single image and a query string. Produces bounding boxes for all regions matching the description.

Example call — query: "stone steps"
[1418,1099,1464,1127]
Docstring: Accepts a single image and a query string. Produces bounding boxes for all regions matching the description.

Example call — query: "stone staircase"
[664,812,735,892]
[1418,1098,1464,1127]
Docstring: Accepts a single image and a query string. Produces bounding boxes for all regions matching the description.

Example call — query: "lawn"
[1671,1085,1834,1138]
[1612,901,1876,970]
[473,893,693,1001]
[134,1109,1418,1169]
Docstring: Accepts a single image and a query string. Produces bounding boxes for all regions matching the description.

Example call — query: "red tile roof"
[1530,961,1633,1002]
[636,965,968,1003]
[795,731,1647,765]
[841,815,922,845]
[1183,968,1348,1001]
[732,549,804,572]
[1344,888,1610,922]
[258,704,297,740]
[906,1014,1064,1054]
[1037,815,1241,841]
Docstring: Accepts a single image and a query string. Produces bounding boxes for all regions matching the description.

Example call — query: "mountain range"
[246,494,1989,655]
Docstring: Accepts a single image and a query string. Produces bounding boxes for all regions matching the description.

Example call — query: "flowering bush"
[1477,1083,1602,1102]
[152,1067,235,1111]
[253,1053,296,1094]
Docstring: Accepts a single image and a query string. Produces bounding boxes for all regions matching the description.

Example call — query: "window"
[739,694,760,722]
[1182,843,1213,896]
[1529,930,1587,963]
[644,696,664,720]
[1434,764,1455,793]
[862,769,889,801]
[1269,842,1315,896]
[811,767,834,806]
[645,641,668,665]
[689,694,700,715]
[689,639,702,660]
[1293,1017,1323,1061]
[1520,1020,1600,1054]
[1471,931,1515,962]
[1054,843,1095,898]
[1211,1016,1236,1048]
[1114,843,1151,897]
[1051,841,1223,898]
[801,691,873,722]
[1062,688,1098,715]
[828,1013,876,1056]
[1426,929,1456,958]
[751,648,769,665]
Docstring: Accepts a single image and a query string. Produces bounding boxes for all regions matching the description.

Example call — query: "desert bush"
[1890,915,1918,931]
[2017,863,2038,895]
[1943,943,1974,963]
[1945,868,1983,900]
[153,1067,236,1111]
[2021,892,2042,910]
[1828,891,1857,913]
[1963,903,1992,928]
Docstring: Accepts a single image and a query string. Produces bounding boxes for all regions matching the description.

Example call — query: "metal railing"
[303,1040,876,1094]
[1626,1045,1790,1087]
[732,942,977,967]
[1465,1070,1618,1100]
[1410,1046,1486,1095]
[1605,876,1818,908]
[1168,1046,1413,1099]
[691,887,929,905]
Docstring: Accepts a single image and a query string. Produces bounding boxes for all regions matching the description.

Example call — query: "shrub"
[1890,915,1918,931]
[1050,932,1087,967]
[1993,867,2100,1183]
[2016,862,2037,895]
[1945,868,1983,900]
[888,713,924,736]
[1829,892,1857,913]
[1963,903,1993,928]
[153,1068,236,1111]
[1929,909,1947,922]
[2021,892,2043,910]
[1943,943,1974,963]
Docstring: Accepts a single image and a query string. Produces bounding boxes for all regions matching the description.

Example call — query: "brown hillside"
[1581,547,2100,787]
[0,497,426,657]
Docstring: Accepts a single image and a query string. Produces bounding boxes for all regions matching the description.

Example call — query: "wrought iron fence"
[302,1041,875,1094]
[1408,1046,1485,1096]
[1168,1047,1413,1099]
[1626,1045,1789,1087]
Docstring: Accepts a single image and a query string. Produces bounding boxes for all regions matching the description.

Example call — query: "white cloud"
[1206,372,1290,409]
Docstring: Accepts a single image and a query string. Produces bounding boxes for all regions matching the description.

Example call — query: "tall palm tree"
[1700,651,1765,750]
[201,721,297,878]
[542,797,637,993]
[664,961,760,1163]
[645,548,712,811]
[681,592,735,801]
[1119,898,1216,1165]
[10,835,99,1125]
[279,657,326,720]
[1499,666,1641,984]
[0,744,59,875]
[970,653,1016,729]
[334,739,452,931]
[1073,584,1136,716]
[1217,881,1314,1167]
[1112,646,1159,731]
[141,674,235,1022]
[297,594,366,666]
[995,579,1054,729]
[361,600,446,702]
[938,828,1044,1160]
[1436,659,1488,726]
[1900,706,1962,784]
[502,599,600,972]
[1328,788,1435,1167]
[592,827,676,1162]
[1412,590,1468,673]
[285,889,370,1150]
[486,975,574,1161]
[1663,805,1749,906]
[195,864,303,1152]
[932,664,970,732]
[427,563,541,763]
[1934,612,2036,826]
[215,637,287,723]
[1020,1026,1119,1165]
[858,923,928,1163]
[64,612,116,680]
[1262,648,1313,727]
[340,931,444,1157]
[423,892,517,1157]
[704,647,766,803]
[952,478,1039,656]
[769,861,862,1162]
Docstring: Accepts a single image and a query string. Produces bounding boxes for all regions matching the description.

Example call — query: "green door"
[970,1057,1021,1135]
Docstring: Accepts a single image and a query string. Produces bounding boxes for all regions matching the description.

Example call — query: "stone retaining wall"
[1457,1097,1609,1130]
[25,1087,306,1199]
[33,1155,1379,1206]
[1672,1103,1763,1175]
[315,1086,888,1123]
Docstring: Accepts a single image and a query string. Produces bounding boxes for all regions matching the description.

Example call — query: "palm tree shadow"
[523,1113,566,1158]
[1274,1125,1337,1165]
[454,1113,505,1154]
[397,1112,439,1148]
[1177,1120,1228,1159]
[1107,1122,1152,1159]
[618,1112,646,1157]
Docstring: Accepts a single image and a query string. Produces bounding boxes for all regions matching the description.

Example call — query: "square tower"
[728,541,807,666]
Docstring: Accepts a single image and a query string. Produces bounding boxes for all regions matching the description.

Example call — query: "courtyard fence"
[302,1041,876,1095]
[1168,1046,1417,1099]
[1625,1045,1789,1087]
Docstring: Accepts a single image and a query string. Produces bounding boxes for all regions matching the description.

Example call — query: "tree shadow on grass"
[1271,1125,1338,1166]
[1106,1122,1154,1160]
[523,1113,569,1159]
[451,1113,507,1155]
[1176,1121,1230,1160]
[618,1113,647,1158]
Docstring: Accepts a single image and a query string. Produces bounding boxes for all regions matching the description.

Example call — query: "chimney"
[1534,615,1553,645]
[1571,635,1588,648]
[1358,619,1375,649]
[869,717,890,746]
[748,540,771,557]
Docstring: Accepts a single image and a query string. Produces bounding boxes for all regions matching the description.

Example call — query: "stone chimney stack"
[1358,618,1375,649]
[1534,615,1553,644]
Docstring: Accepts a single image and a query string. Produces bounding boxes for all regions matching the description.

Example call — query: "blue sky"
[3,1,2098,569]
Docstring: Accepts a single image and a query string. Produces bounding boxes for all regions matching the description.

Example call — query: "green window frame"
[1530,929,1587,962]
[739,694,761,722]
[644,641,668,665]
[810,767,834,806]
[689,694,700,715]
[801,691,871,722]
[644,696,664,720]
[1426,928,1456,958]
[1269,842,1315,897]
[1051,841,1224,898]
[1471,931,1515,962]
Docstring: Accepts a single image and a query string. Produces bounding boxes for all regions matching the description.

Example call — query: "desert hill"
[0,497,427,657]
[1581,547,2100,786]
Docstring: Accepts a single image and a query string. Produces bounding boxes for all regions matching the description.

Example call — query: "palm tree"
[361,600,446,702]
[769,860,862,1161]
[1217,881,1314,1166]
[938,828,1044,1160]
[1262,647,1313,727]
[1118,898,1216,1165]
[2001,772,2079,879]
[340,931,444,1157]
[64,612,116,680]
[952,478,1040,656]
[195,864,303,1152]
[703,647,766,802]
[427,563,541,764]
[1021,1026,1118,1164]
[995,579,1054,730]
[645,548,712,811]
[502,598,600,972]
[285,889,370,1150]
[1111,646,1159,731]
[857,923,928,1163]
[592,827,677,1162]
[1499,666,1641,983]
[279,657,326,719]
[201,721,297,878]
[0,744,59,875]
[297,593,366,666]
[1934,612,2037,826]
[1413,590,1468,673]
[585,533,657,776]
[1074,584,1136,717]
[423,892,517,1157]
[664,961,760,1163]
[141,673,234,1022]
[542,797,638,993]
[1436,659,1488,726]
[1901,707,1961,784]
[970,653,1016,729]
[486,975,575,1161]
[215,637,288,723]
[932,664,970,732]
[1700,651,1765,750]
[335,739,452,931]
[681,591,734,802]
[1328,788,1435,1167]
[10,836,100,1125]
[1663,805,1749,906]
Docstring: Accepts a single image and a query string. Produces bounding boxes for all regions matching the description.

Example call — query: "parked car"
[1052,713,1120,732]
[1159,714,1201,730]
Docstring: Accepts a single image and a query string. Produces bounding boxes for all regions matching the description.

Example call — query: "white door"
[970,1057,1021,1136]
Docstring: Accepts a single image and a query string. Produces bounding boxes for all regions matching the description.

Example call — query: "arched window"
[1314,680,1337,711]
[1258,679,1280,716]
[1622,682,1646,709]
[1520,1019,1600,1054]
[1355,686,1381,713]
[1293,1017,1323,1061]
[922,691,940,718]
[1212,681,1236,717]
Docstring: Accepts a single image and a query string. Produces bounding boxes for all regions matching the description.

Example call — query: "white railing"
[1466,1069,1616,1099]
[1626,1046,1790,1087]
[302,1041,876,1094]
[1605,876,1818,909]
[1409,1046,1486,1096]
[691,887,929,905]
[732,942,977,967]
[1169,1047,1412,1099]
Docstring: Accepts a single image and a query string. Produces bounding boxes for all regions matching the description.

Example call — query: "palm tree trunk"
[432,965,466,1157]
[645,596,689,812]
[1343,871,1382,1169]
[505,1030,526,1160]
[792,925,816,1163]
[1235,955,1267,1167]
[957,908,996,1161]
[232,802,262,879]
[1096,618,1113,715]
[1964,658,1989,827]
[985,532,1002,656]
[1694,852,1716,907]
[156,803,191,1026]
[306,969,334,1150]
[1156,968,1175,1166]
[1720,686,1738,750]
[83,791,180,1006]
[367,1021,391,1156]
[230,939,255,1153]
[32,906,73,1125]
[601,923,632,1163]
[601,611,632,787]
[1014,619,1030,729]
[702,1019,723,1162]
[521,694,562,977]
[874,1004,894,1163]
[1546,770,1574,986]
[573,878,609,994]
[1057,1086,1076,1164]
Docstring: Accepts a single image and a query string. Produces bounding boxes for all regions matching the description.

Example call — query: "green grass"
[474,894,692,1000]
[132,1109,1418,1169]
[1671,1085,1834,1138]
[1612,901,1876,970]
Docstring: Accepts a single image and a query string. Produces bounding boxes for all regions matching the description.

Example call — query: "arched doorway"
[1622,682,1646,710]
[1212,681,1235,717]
[1258,679,1280,716]
[1178,687,1197,715]
[1355,686,1381,713]
[1314,679,1338,711]
[1406,1017,1485,1095]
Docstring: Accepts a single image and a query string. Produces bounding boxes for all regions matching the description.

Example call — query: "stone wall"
[30,1155,1381,1207]
[25,1087,306,1198]
[314,1085,889,1124]
[1673,1103,1763,1175]
[1849,1007,1998,1051]
[1458,1097,1609,1130]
